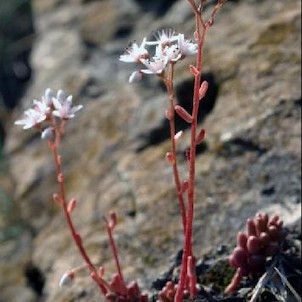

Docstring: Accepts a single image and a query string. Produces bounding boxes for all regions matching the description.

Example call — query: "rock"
[1,0,300,301]
[79,0,140,46]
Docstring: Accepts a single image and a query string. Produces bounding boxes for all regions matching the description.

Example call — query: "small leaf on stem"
[109,211,117,230]
[198,81,208,100]
[67,198,77,214]
[189,64,199,76]
[53,193,62,205]
[181,180,189,193]
[57,172,64,183]
[195,128,205,145]
[98,267,105,278]
[165,109,172,120]
[166,152,175,165]
[175,105,193,123]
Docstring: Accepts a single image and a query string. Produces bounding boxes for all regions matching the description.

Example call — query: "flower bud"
[129,70,143,83]
[41,127,55,141]
[59,271,74,287]
[174,131,183,141]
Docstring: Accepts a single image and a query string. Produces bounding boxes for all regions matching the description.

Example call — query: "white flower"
[129,70,143,83]
[177,34,198,57]
[52,93,83,120]
[119,38,149,63]
[163,44,181,62]
[154,44,181,63]
[15,108,47,129]
[56,89,66,104]
[41,88,55,107]
[146,29,178,46]
[33,99,50,115]
[140,57,168,75]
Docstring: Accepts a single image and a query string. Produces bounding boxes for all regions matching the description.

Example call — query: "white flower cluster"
[119,29,198,83]
[15,89,83,130]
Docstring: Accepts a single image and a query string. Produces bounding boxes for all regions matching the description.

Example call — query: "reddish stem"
[49,120,108,295]
[164,63,187,234]
[175,9,208,302]
[224,268,243,294]
[105,220,125,288]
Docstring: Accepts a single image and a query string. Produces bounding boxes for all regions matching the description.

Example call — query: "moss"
[198,258,236,293]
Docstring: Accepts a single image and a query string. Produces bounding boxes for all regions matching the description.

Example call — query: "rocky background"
[0,0,301,301]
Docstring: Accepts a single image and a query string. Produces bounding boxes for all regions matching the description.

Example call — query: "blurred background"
[0,0,301,301]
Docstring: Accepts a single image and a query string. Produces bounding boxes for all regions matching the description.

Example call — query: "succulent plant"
[225,212,286,294]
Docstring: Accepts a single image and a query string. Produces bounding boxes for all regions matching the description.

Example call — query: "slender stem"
[49,122,108,295]
[175,9,208,302]
[105,222,125,286]
[164,63,187,234]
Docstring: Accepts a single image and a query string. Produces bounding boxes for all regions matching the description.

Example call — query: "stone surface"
[1,0,301,301]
